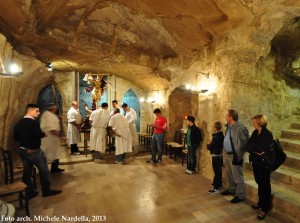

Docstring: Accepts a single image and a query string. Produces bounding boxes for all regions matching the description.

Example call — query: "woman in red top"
[146,108,167,163]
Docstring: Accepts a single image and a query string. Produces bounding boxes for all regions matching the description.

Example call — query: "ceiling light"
[47,63,53,71]
[9,63,22,74]
[147,97,156,103]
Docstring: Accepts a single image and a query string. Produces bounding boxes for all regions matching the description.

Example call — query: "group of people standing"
[12,99,140,200]
[66,100,139,164]
[13,102,274,221]
[146,112,203,178]
[206,109,274,221]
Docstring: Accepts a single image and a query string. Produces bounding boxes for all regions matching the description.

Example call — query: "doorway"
[168,86,199,141]
[122,88,141,132]
[37,85,63,116]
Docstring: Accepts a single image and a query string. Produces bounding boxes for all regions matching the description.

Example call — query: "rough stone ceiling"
[0,0,249,89]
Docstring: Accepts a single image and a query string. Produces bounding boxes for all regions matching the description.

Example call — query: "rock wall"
[232,54,300,138]
[162,10,300,177]
[0,34,53,151]
[53,71,76,135]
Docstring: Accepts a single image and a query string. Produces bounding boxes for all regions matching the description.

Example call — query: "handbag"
[263,139,286,171]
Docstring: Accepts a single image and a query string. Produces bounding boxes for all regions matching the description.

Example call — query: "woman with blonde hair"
[246,114,273,220]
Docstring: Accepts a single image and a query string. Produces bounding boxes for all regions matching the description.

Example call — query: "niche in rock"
[271,17,300,86]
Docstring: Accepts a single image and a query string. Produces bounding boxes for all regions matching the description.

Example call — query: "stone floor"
[12,144,282,223]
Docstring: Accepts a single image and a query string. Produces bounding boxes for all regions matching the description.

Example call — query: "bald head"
[72,101,79,109]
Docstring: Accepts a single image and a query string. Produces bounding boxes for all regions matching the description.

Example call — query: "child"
[207,121,224,193]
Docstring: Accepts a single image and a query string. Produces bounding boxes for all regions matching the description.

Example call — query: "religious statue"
[83,73,114,109]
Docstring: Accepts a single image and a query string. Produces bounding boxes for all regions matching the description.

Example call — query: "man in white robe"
[122,103,138,152]
[89,102,110,162]
[109,108,132,164]
[67,101,82,155]
[41,104,65,173]
[109,100,120,151]
[110,99,120,117]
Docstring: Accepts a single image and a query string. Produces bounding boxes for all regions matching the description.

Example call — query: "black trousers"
[187,145,197,171]
[253,164,271,212]
[212,156,223,189]
[70,144,79,153]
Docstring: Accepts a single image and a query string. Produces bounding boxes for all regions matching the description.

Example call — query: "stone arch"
[168,86,199,141]
[37,85,63,116]
[122,88,141,132]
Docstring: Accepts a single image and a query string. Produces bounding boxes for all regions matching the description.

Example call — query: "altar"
[80,128,90,157]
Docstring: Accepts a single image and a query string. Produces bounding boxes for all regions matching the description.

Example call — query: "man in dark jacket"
[185,116,203,174]
[14,104,62,198]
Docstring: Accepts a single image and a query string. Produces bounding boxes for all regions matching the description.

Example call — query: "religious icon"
[83,73,114,109]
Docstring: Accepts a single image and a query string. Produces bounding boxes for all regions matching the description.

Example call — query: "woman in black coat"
[246,114,273,221]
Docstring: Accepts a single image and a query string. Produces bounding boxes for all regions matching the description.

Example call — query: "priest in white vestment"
[89,102,110,162]
[110,99,120,117]
[67,101,82,155]
[41,104,65,172]
[109,108,132,164]
[121,103,138,152]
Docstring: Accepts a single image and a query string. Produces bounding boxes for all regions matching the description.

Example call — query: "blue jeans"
[19,148,51,193]
[151,133,164,161]
[187,145,197,171]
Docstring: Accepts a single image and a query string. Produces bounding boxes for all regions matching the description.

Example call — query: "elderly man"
[41,103,65,173]
[67,101,82,155]
[221,109,249,203]
[121,103,138,152]
[109,108,132,164]
[89,102,110,162]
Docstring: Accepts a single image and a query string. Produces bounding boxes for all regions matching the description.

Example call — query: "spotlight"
[147,97,156,103]
[9,63,22,75]
[200,89,208,93]
[47,63,53,71]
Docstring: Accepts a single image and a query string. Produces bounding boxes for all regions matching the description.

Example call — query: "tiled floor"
[12,145,281,223]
